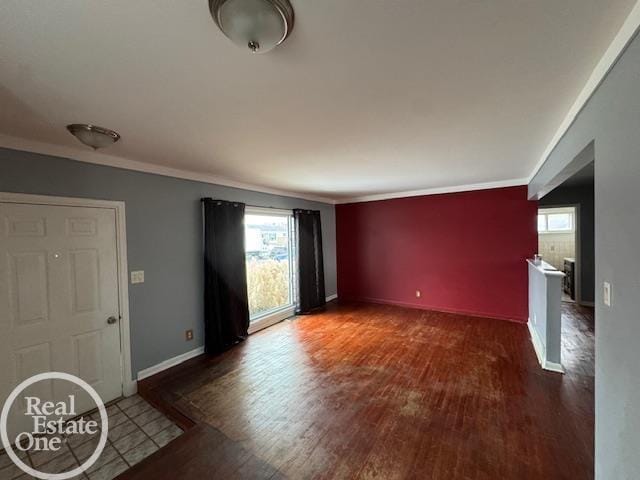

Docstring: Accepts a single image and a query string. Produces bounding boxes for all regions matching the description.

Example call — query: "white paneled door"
[0,202,122,437]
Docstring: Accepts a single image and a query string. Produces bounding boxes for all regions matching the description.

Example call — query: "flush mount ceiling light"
[66,124,121,150]
[209,0,294,53]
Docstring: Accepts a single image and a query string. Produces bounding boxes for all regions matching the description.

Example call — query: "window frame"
[537,211,575,234]
[244,206,296,334]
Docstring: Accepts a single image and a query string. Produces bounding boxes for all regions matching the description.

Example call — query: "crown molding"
[5,0,640,209]
[0,134,336,205]
[334,178,528,204]
[527,0,640,184]
[0,132,529,205]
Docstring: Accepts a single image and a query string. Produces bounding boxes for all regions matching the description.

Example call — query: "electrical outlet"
[603,282,611,306]
[130,270,145,284]
[416,290,421,298]
[185,329,194,341]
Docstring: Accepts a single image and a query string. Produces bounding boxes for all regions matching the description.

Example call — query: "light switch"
[603,281,611,306]
[131,270,145,284]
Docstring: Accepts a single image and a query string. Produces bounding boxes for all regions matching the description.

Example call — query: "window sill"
[539,230,574,235]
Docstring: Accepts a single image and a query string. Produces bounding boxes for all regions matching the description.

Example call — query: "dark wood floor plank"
[124,300,594,480]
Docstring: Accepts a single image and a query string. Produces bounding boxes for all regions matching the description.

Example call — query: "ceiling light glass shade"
[209,0,294,53]
[66,124,120,150]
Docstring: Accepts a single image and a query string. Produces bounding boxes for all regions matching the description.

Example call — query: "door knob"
[107,316,118,325]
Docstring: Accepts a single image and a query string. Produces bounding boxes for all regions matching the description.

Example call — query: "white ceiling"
[0,0,636,202]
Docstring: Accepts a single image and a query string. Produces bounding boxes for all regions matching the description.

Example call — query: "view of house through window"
[244,211,294,319]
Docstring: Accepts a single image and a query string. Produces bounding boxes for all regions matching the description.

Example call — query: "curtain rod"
[200,198,317,211]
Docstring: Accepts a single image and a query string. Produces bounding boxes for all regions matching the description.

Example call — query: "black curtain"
[203,199,250,354]
[294,209,326,314]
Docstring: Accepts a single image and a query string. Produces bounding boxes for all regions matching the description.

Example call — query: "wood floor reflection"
[125,301,594,480]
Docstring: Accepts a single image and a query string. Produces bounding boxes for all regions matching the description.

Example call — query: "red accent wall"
[336,186,538,322]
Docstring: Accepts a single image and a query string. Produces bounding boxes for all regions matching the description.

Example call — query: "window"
[538,211,574,233]
[244,209,295,323]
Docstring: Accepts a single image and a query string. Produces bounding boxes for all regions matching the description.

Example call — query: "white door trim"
[0,192,136,397]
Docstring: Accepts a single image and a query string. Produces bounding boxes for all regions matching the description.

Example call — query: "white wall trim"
[1,132,531,206]
[335,178,528,204]
[527,1,640,183]
[0,191,138,396]
[527,319,545,366]
[527,319,565,374]
[139,295,339,378]
[137,346,205,381]
[0,134,336,205]
[4,2,639,206]
[542,360,565,374]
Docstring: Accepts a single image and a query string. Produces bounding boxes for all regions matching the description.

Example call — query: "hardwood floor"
[122,301,594,480]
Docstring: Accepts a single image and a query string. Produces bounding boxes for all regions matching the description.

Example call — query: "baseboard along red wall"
[336,186,538,322]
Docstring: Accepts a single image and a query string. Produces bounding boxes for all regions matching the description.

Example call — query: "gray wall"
[529,33,640,479]
[0,148,337,376]
[540,184,595,303]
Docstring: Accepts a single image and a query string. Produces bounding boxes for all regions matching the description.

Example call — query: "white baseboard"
[138,296,338,382]
[542,360,565,373]
[137,346,205,381]
[527,319,544,366]
[527,319,564,374]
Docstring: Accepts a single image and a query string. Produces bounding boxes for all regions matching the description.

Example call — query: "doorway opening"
[528,143,596,466]
[538,206,578,303]
[537,159,595,374]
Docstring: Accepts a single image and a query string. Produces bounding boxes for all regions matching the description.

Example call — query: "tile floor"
[0,395,183,480]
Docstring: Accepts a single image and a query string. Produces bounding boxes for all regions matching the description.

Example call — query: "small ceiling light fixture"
[66,124,121,150]
[209,0,294,53]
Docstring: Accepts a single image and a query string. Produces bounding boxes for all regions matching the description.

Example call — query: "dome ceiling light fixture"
[66,124,121,150]
[209,0,294,53]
